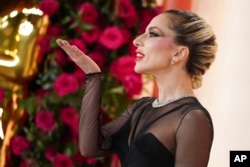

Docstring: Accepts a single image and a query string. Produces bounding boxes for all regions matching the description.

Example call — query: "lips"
[135,50,144,60]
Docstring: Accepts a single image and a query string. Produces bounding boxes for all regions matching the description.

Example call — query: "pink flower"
[60,106,77,126]
[35,88,50,106]
[121,28,132,44]
[53,154,73,167]
[86,157,96,165]
[122,73,142,98]
[129,43,136,56]
[45,146,57,162]
[99,26,125,50]
[89,51,105,70]
[81,26,100,44]
[39,0,60,17]
[55,49,72,67]
[0,87,4,103]
[19,159,37,167]
[72,67,86,86]
[10,136,30,156]
[72,66,86,86]
[69,39,87,53]
[47,25,62,36]
[37,36,52,53]
[110,55,136,82]
[139,9,158,33]
[80,2,99,23]
[72,151,85,166]
[110,55,143,98]
[35,110,55,133]
[118,0,138,28]
[110,154,120,167]
[53,73,79,97]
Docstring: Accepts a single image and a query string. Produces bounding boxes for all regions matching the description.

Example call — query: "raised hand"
[56,39,101,74]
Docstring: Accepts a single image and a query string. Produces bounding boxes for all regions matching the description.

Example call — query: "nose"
[133,34,143,47]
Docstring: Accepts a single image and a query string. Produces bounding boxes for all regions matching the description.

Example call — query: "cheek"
[148,39,175,56]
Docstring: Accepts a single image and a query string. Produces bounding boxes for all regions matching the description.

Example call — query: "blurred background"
[192,0,250,166]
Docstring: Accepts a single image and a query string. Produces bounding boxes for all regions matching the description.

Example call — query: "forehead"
[146,13,171,30]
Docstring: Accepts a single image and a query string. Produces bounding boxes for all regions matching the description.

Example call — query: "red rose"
[35,110,55,133]
[10,136,30,156]
[45,146,57,162]
[80,2,99,23]
[118,0,138,28]
[0,87,4,103]
[47,25,62,36]
[72,151,85,166]
[55,49,72,67]
[53,73,79,97]
[122,73,142,98]
[89,51,105,70]
[139,9,158,33]
[53,154,73,167]
[72,67,86,86]
[99,26,125,50]
[110,55,143,98]
[110,154,120,167]
[34,88,50,106]
[110,55,136,82]
[37,36,52,54]
[81,26,100,44]
[69,38,87,53]
[86,157,96,165]
[60,106,77,126]
[129,43,136,56]
[121,28,132,44]
[39,0,60,17]
[69,114,79,140]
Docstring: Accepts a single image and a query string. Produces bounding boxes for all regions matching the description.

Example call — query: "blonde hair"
[164,9,217,89]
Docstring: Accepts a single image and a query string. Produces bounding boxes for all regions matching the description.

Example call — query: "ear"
[172,46,189,63]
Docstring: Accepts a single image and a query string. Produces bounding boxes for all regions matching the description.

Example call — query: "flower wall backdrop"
[1,0,160,166]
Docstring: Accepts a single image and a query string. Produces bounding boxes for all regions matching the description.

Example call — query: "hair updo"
[164,9,217,89]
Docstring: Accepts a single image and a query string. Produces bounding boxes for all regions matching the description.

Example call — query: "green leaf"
[81,23,93,31]
[69,21,80,29]
[64,141,78,156]
[61,16,72,25]
[19,96,37,115]
[109,86,124,94]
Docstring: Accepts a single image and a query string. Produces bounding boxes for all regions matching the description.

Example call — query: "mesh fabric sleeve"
[78,73,133,157]
[174,109,214,167]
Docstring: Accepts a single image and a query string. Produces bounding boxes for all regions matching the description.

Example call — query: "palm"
[56,39,101,73]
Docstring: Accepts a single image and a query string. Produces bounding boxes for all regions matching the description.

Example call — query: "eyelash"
[149,32,159,37]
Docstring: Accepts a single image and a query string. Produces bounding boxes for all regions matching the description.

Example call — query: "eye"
[149,31,159,37]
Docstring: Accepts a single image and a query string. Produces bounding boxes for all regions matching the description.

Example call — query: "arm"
[175,109,214,167]
[56,39,132,157]
[78,73,133,157]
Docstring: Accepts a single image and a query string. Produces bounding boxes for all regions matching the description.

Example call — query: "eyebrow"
[147,26,161,31]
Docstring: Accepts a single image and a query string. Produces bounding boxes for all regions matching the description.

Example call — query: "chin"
[134,67,147,75]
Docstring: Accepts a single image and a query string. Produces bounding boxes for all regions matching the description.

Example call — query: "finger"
[72,45,87,57]
[56,39,71,47]
[57,40,75,55]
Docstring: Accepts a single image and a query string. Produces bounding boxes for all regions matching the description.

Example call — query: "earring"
[170,60,175,65]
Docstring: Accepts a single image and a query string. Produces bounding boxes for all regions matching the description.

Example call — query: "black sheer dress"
[78,73,214,167]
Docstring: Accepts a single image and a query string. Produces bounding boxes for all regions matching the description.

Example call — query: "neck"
[154,71,194,102]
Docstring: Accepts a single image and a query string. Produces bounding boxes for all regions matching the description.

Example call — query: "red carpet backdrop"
[0,0,160,166]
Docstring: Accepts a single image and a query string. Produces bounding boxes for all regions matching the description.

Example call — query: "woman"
[57,9,217,167]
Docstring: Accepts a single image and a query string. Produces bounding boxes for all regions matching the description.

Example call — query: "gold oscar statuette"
[0,5,49,166]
